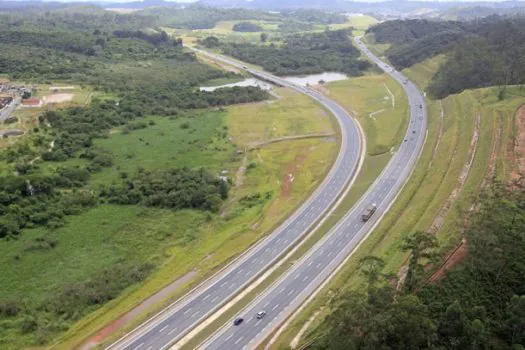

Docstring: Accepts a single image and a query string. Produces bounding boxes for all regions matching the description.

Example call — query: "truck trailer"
[361,204,377,222]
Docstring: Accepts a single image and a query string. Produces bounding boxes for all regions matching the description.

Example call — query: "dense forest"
[205,29,371,76]
[312,183,525,349]
[367,16,525,98]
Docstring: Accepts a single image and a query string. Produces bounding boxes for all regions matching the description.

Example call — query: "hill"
[367,16,525,98]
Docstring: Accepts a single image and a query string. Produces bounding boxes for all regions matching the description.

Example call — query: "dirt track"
[511,104,525,180]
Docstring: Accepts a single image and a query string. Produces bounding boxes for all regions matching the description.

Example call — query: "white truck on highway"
[361,204,377,222]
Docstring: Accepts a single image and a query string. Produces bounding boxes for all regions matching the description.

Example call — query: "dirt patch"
[510,104,525,181]
[427,239,468,283]
[235,153,248,188]
[281,163,298,198]
[248,133,335,150]
[43,93,74,104]
[80,269,199,350]
[49,85,75,90]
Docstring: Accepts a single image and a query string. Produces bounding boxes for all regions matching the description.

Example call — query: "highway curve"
[201,37,428,350]
[107,48,364,349]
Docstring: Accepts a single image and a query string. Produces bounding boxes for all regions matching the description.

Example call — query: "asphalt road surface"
[0,97,20,123]
[108,49,364,350]
[201,36,427,350]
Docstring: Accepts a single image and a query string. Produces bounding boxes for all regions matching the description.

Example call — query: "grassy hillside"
[270,57,525,350]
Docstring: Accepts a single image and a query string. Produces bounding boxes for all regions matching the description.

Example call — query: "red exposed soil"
[428,239,468,283]
[281,157,302,198]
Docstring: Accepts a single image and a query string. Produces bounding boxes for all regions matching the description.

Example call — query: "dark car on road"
[233,318,244,326]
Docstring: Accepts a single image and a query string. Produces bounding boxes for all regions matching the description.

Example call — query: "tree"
[402,231,438,292]
[260,33,268,43]
[201,36,219,48]
[505,295,525,346]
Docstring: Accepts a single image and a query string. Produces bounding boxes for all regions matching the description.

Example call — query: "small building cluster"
[0,79,33,98]
[0,96,12,109]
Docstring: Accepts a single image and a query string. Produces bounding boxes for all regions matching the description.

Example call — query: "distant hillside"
[367,16,525,98]
[198,0,525,19]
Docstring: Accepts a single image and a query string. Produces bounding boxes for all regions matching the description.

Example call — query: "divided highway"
[107,48,364,349]
[201,36,428,349]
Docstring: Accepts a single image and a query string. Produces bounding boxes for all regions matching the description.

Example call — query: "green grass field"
[325,74,409,155]
[91,111,236,186]
[48,88,338,349]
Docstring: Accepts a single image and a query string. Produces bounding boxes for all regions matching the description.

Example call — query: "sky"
[19,0,525,3]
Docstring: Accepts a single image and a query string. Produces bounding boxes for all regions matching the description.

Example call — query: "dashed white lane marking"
[146,346,152,350]
[302,275,309,282]
[287,289,295,296]
[191,311,200,318]
[203,294,210,301]
[234,336,244,345]
[168,327,178,335]
[316,263,322,269]
[245,270,251,276]
[272,303,280,311]
[225,333,234,341]
[211,296,219,303]
[220,281,227,288]
[133,342,144,350]
[159,325,169,333]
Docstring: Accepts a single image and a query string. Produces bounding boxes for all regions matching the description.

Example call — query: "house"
[21,98,42,107]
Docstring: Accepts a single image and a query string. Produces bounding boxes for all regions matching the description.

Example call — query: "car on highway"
[256,311,266,319]
[233,318,244,326]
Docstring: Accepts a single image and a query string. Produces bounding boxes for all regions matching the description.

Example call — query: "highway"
[201,36,427,350]
[0,96,20,122]
[107,48,365,349]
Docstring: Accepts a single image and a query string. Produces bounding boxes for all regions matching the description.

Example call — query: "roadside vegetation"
[314,184,525,349]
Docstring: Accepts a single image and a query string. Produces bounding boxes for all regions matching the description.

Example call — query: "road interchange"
[107,45,365,350]
[200,36,428,350]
